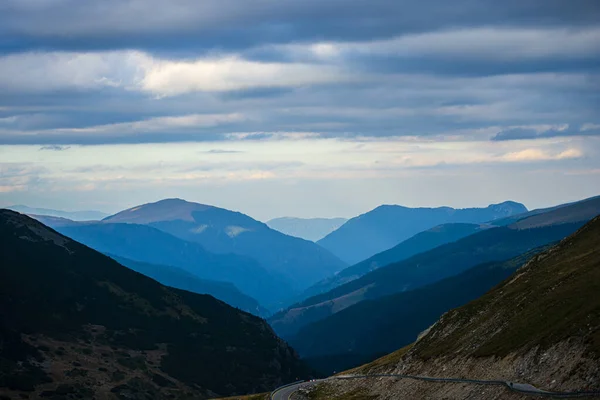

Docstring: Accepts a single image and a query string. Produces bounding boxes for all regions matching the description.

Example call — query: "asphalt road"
[271,379,325,400]
[270,375,600,399]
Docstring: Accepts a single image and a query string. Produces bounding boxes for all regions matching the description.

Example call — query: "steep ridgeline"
[320,216,600,399]
[291,247,550,374]
[45,220,290,308]
[103,199,347,296]
[0,210,310,399]
[490,195,600,227]
[270,196,600,339]
[301,223,484,300]
[317,201,527,265]
[266,217,348,242]
[109,255,269,317]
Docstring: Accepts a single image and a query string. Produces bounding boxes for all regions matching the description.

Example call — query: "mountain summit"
[104,199,347,300]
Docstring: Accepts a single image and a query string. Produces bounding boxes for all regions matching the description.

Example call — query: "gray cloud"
[0,1,598,146]
[40,145,70,151]
[204,149,244,154]
[1,0,599,54]
[491,125,600,141]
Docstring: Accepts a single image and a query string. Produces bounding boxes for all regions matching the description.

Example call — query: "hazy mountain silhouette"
[317,201,527,264]
[271,197,600,339]
[104,199,347,295]
[8,205,108,221]
[302,223,485,299]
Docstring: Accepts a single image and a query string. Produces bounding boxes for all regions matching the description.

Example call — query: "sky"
[0,0,599,220]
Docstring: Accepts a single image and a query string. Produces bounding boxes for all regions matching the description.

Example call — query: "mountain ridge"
[317,201,527,264]
[103,199,347,296]
[8,205,109,221]
[270,196,600,338]
[315,215,600,399]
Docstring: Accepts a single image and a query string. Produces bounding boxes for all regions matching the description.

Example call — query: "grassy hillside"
[347,215,600,390]
[313,217,600,399]
[414,215,600,360]
[0,210,310,399]
[290,247,551,374]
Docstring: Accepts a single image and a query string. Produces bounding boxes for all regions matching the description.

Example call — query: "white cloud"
[0,50,348,96]
[138,55,348,96]
[500,148,582,162]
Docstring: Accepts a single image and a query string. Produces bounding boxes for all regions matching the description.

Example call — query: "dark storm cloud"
[1,0,599,54]
[0,0,599,145]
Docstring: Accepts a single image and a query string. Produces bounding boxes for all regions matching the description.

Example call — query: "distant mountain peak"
[318,200,529,264]
[104,198,214,223]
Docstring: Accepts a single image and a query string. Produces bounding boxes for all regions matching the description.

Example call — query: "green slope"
[352,216,600,387]
[290,247,550,374]
[415,215,600,360]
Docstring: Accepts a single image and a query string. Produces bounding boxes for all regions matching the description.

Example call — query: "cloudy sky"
[1,0,599,220]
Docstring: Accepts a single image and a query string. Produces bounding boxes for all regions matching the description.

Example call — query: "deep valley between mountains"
[1,196,599,399]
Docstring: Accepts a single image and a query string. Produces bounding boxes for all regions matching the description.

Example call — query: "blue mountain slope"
[317,201,527,264]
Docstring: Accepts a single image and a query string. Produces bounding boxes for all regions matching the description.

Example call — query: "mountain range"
[317,215,600,398]
[317,201,528,264]
[301,222,486,300]
[266,217,348,241]
[0,210,311,399]
[7,205,109,221]
[104,199,347,296]
[292,247,549,373]
[270,196,600,341]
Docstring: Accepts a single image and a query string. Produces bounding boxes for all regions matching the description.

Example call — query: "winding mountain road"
[270,374,600,399]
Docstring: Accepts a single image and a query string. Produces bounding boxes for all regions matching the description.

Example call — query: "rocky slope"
[306,215,600,399]
[0,210,310,399]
